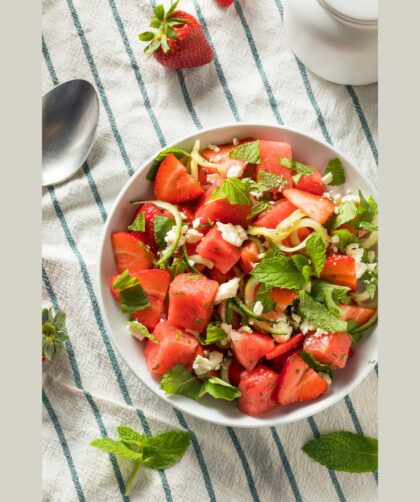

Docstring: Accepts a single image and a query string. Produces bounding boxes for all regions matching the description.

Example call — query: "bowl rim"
[97,121,378,428]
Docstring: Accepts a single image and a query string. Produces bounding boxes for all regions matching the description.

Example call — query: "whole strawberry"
[139,1,213,69]
[215,0,234,6]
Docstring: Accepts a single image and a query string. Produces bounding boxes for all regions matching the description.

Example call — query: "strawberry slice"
[230,330,275,370]
[130,202,173,250]
[154,154,204,203]
[303,331,352,369]
[265,334,304,360]
[295,170,326,195]
[276,353,329,405]
[254,199,297,228]
[111,232,154,274]
[238,365,280,416]
[283,188,335,224]
[339,304,376,325]
[240,241,261,274]
[256,140,294,190]
[321,254,357,290]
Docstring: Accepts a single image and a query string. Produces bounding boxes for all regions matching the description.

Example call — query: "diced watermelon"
[144,321,200,375]
[269,288,298,313]
[295,170,326,195]
[276,353,329,405]
[228,358,246,387]
[254,199,297,228]
[303,331,352,369]
[168,273,219,332]
[154,154,204,203]
[238,365,280,416]
[265,334,304,360]
[130,270,171,329]
[256,140,294,190]
[240,241,261,274]
[194,185,250,227]
[196,227,241,274]
[339,304,376,326]
[283,188,335,224]
[321,255,357,290]
[111,232,154,274]
[230,330,275,370]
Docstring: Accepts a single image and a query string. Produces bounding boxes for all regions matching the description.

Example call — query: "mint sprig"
[332,229,357,253]
[229,140,261,163]
[302,431,378,473]
[91,426,191,495]
[323,158,346,186]
[154,215,175,248]
[305,233,326,277]
[298,291,347,332]
[333,201,358,229]
[211,178,251,206]
[201,324,228,345]
[112,270,150,314]
[251,256,308,290]
[278,157,315,183]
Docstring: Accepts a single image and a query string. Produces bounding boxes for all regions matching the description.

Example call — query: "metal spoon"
[42,79,99,187]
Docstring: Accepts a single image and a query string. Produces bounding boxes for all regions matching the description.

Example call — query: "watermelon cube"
[238,365,279,416]
[303,331,352,369]
[256,140,294,189]
[196,227,241,274]
[194,186,250,227]
[230,330,275,370]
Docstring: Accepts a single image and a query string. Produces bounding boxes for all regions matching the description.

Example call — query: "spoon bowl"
[42,79,99,187]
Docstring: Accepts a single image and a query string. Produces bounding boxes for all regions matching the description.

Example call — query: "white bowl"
[97,123,378,428]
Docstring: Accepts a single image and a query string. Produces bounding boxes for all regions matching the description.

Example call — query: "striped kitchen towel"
[42,0,378,500]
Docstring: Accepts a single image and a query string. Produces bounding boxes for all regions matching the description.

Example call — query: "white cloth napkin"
[42,1,378,500]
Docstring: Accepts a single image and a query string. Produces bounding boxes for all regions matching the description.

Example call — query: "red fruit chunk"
[111,232,153,274]
[194,185,250,227]
[130,202,173,250]
[295,170,326,195]
[228,358,246,387]
[254,199,297,228]
[269,288,298,313]
[209,267,235,285]
[230,330,275,370]
[168,273,219,332]
[283,188,335,224]
[154,154,204,203]
[130,270,171,329]
[321,254,357,290]
[201,138,254,180]
[257,140,294,190]
[215,0,234,7]
[266,334,304,360]
[339,304,376,326]
[276,353,329,405]
[144,321,200,375]
[303,331,352,369]
[196,227,241,274]
[238,365,279,416]
[240,241,261,274]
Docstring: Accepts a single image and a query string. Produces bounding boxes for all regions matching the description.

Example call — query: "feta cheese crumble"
[216,222,247,247]
[188,255,214,269]
[341,193,360,203]
[226,165,243,178]
[253,301,264,316]
[127,320,147,341]
[193,351,224,376]
[206,173,220,184]
[300,319,315,335]
[250,190,263,200]
[346,242,367,278]
[238,325,252,333]
[207,143,220,152]
[214,278,240,304]
[185,228,204,244]
[232,137,239,146]
[192,218,201,229]
[322,172,333,185]
[164,224,188,249]
[291,313,301,324]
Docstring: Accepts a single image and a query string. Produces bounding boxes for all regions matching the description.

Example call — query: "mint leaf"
[113,270,150,314]
[248,200,271,219]
[251,256,308,290]
[290,254,312,285]
[255,283,276,313]
[169,257,187,279]
[333,201,358,229]
[305,233,326,277]
[147,147,191,181]
[361,270,377,300]
[202,324,228,345]
[333,229,357,253]
[356,191,377,226]
[253,171,287,192]
[160,365,205,400]
[90,438,142,460]
[302,431,378,473]
[117,426,147,447]
[154,215,175,248]
[300,351,334,377]
[298,291,347,332]
[128,212,146,232]
[229,140,261,163]
[142,430,191,470]
[127,320,157,343]
[212,178,251,206]
[278,157,315,183]
[324,158,346,186]
[204,377,241,401]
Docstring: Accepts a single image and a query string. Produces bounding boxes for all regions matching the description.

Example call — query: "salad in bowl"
[103,131,378,420]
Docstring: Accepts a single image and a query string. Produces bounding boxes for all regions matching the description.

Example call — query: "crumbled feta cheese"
[332,245,339,253]
[322,172,333,185]
[164,225,187,249]
[216,222,247,247]
[319,372,332,387]
[253,301,264,316]
[330,234,340,244]
[215,278,240,304]
[291,313,301,324]
[193,351,224,376]
[367,250,376,263]
[257,253,265,259]
[192,218,201,229]
[180,212,187,220]
[232,137,239,146]
[206,173,220,183]
[346,243,367,278]
[250,190,263,200]
[314,328,328,338]
[342,193,360,203]
[367,263,377,272]
[334,206,339,215]
[323,191,333,201]
[221,323,233,336]
[185,228,204,244]
[333,193,342,205]
[238,325,252,333]
[189,255,214,269]
[207,143,220,152]
[226,165,243,178]
[276,313,287,322]
[127,320,147,341]
[300,319,315,335]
